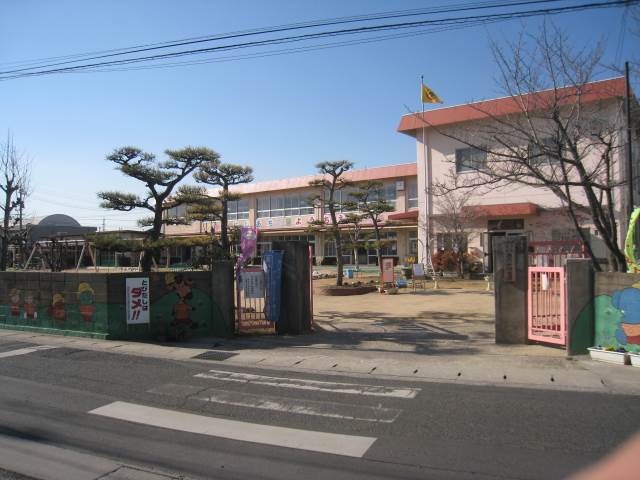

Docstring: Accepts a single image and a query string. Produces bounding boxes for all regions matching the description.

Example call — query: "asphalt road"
[0,337,638,480]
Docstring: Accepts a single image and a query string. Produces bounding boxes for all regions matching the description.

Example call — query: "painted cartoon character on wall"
[9,289,20,317]
[48,293,66,322]
[165,273,196,329]
[613,283,640,345]
[77,282,96,323]
[23,291,37,320]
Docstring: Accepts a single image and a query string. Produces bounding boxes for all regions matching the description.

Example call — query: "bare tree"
[98,146,216,272]
[418,24,635,271]
[432,190,478,276]
[308,161,353,286]
[0,133,31,271]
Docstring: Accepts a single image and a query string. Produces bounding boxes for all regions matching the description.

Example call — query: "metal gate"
[527,266,566,346]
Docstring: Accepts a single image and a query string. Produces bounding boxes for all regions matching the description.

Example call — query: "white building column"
[416,128,432,264]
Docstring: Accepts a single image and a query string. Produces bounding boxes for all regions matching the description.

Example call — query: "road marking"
[89,401,376,458]
[0,345,57,359]
[194,369,420,398]
[148,384,401,423]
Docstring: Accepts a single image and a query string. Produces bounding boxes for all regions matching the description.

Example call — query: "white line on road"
[194,369,421,398]
[0,345,57,359]
[148,383,401,423]
[89,401,376,458]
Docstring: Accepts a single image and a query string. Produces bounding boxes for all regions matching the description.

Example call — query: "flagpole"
[420,75,430,265]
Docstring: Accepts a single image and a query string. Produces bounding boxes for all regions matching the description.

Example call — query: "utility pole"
[625,61,635,215]
[17,188,24,266]
[102,217,106,232]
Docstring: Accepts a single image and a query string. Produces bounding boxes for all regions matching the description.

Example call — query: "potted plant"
[401,256,415,279]
[587,346,630,365]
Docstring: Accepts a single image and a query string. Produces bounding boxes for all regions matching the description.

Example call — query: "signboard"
[412,263,425,278]
[242,270,265,299]
[126,277,150,324]
[255,215,315,230]
[382,258,395,283]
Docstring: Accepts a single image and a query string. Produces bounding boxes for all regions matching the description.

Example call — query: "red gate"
[527,266,566,346]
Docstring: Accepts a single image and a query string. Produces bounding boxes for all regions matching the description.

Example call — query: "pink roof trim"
[227,163,417,195]
[397,77,626,135]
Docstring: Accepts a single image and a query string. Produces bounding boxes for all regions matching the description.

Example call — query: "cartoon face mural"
[48,293,66,322]
[23,291,37,320]
[9,289,21,317]
[612,283,640,345]
[165,273,195,328]
[77,282,96,323]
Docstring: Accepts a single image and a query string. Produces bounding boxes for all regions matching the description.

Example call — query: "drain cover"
[193,351,238,361]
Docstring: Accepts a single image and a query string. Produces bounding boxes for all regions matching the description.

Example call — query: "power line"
[2,0,633,81]
[0,0,565,73]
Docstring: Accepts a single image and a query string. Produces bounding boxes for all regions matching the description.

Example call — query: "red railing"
[527,266,566,346]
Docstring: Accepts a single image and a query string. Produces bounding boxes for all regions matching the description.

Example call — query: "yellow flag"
[421,83,442,104]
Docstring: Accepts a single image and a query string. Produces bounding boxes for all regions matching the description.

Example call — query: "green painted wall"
[0,268,233,341]
[592,273,640,353]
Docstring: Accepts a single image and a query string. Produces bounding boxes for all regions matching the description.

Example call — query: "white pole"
[420,75,430,264]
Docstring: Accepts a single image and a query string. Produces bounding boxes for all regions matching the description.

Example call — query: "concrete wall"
[589,272,640,353]
[493,236,528,344]
[0,264,234,341]
[566,260,595,355]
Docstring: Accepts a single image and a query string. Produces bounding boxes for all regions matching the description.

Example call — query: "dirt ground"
[312,277,563,357]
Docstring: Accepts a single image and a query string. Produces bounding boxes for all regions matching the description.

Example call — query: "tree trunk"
[141,211,164,273]
[1,188,12,271]
[335,229,344,286]
[221,184,229,252]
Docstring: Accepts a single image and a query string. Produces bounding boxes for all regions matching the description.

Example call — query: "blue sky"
[1,1,636,230]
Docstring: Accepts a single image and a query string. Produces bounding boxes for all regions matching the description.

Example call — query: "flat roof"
[226,162,417,196]
[397,77,626,135]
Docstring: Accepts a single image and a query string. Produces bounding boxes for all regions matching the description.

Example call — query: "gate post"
[272,241,312,335]
[493,236,528,344]
[211,260,235,338]
[566,259,595,355]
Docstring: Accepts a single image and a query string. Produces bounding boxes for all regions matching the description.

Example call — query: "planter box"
[587,347,630,365]
[629,353,640,367]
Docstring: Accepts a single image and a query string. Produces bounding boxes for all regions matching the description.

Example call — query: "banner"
[126,277,150,324]
[237,227,258,268]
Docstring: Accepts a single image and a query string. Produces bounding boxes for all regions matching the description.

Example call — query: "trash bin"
[345,268,353,279]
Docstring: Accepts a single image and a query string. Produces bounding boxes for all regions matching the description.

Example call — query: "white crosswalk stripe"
[90,401,377,458]
[194,369,421,399]
[148,383,401,423]
[0,345,57,359]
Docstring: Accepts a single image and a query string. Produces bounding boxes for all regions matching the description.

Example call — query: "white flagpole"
[420,75,430,265]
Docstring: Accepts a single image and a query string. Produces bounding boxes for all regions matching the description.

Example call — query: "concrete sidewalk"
[1,327,639,396]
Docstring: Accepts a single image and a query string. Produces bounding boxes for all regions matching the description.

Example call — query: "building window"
[455,147,487,173]
[409,231,418,256]
[488,219,524,231]
[551,228,589,242]
[324,239,336,257]
[257,197,270,218]
[436,232,467,252]
[256,195,313,218]
[528,137,562,165]
[407,179,418,210]
[227,198,249,221]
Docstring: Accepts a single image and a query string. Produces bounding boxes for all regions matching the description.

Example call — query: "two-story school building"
[397,77,637,270]
[163,163,420,266]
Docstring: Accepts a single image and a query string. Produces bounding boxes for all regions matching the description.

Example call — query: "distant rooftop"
[228,162,417,195]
